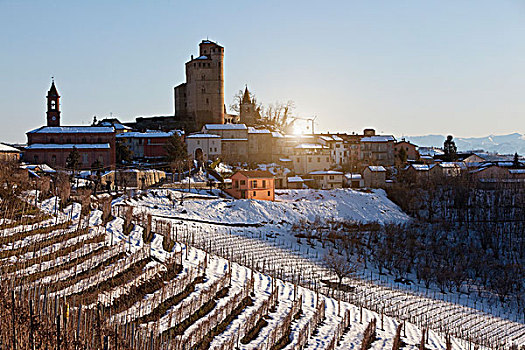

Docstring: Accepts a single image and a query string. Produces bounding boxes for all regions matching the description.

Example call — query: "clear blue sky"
[1,0,524,143]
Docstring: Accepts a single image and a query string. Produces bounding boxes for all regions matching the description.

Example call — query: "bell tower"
[46,79,60,127]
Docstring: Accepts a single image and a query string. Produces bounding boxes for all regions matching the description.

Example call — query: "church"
[24,81,117,170]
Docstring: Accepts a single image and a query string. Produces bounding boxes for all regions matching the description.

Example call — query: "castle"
[174,40,225,131]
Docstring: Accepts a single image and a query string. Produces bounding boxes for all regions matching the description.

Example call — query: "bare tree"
[324,248,359,291]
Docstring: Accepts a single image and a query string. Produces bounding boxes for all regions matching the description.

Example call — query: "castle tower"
[239,86,260,126]
[46,80,61,127]
[174,40,225,131]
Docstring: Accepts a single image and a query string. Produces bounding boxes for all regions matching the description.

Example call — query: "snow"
[361,135,396,142]
[345,173,362,179]
[0,143,19,152]
[27,126,115,134]
[286,176,304,183]
[295,143,329,149]
[248,127,271,134]
[25,143,111,150]
[186,133,221,138]
[309,170,343,175]
[21,164,56,173]
[410,164,433,171]
[222,138,248,141]
[367,166,387,172]
[116,130,179,138]
[121,188,410,225]
[204,124,247,130]
[509,169,525,174]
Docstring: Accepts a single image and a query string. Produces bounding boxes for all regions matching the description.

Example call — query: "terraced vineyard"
[0,197,521,349]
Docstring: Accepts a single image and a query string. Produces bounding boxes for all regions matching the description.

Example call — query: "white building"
[185,133,221,162]
[309,170,344,189]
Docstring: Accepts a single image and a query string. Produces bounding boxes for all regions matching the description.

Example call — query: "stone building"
[360,130,395,168]
[25,81,116,170]
[363,165,387,188]
[0,144,20,162]
[174,40,225,132]
[292,143,331,175]
[239,86,260,126]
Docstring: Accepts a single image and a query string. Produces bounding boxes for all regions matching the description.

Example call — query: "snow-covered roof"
[27,126,115,134]
[345,173,362,179]
[21,164,56,173]
[279,158,293,162]
[271,132,284,138]
[287,176,304,183]
[222,138,248,141]
[332,135,344,141]
[248,127,271,134]
[116,130,179,138]
[438,162,466,169]
[204,124,247,130]
[509,169,525,174]
[309,170,343,175]
[411,164,432,171]
[26,143,111,150]
[361,135,395,142]
[100,121,132,130]
[0,143,19,152]
[294,143,329,149]
[367,166,387,172]
[186,133,221,139]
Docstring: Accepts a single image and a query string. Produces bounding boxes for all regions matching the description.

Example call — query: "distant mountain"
[406,133,525,155]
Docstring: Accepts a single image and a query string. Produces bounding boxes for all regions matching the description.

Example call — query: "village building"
[101,169,166,190]
[201,124,248,163]
[404,164,434,180]
[24,81,116,170]
[394,139,419,162]
[292,143,331,175]
[174,40,225,132]
[360,130,396,168]
[286,176,305,189]
[116,130,180,160]
[248,127,273,164]
[0,144,20,162]
[317,134,345,165]
[226,170,275,201]
[344,173,364,188]
[308,170,344,189]
[185,133,221,162]
[430,162,465,177]
[363,165,387,188]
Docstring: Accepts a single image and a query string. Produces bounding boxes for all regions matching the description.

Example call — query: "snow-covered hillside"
[117,189,410,226]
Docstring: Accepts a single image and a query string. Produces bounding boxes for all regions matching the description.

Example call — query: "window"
[268,191,271,196]
[240,180,246,186]
[262,180,266,188]
[206,98,209,104]
[326,157,329,162]
[308,157,312,163]
[329,175,334,180]
[234,180,239,188]
[317,157,321,162]
[296,158,300,162]
[253,191,256,197]
[210,147,213,152]
[214,147,217,152]
[82,153,89,164]
[201,74,205,80]
[251,180,257,188]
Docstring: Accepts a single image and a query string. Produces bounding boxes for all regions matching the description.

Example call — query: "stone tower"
[46,80,60,127]
[174,40,225,131]
[239,86,260,126]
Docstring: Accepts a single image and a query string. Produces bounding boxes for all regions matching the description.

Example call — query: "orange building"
[226,170,275,201]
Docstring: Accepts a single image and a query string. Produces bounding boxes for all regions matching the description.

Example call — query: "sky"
[1,0,524,143]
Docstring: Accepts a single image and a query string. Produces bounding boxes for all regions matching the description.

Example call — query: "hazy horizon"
[1,0,524,143]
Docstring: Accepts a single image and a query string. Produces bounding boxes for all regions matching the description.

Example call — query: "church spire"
[46,79,61,127]
[242,85,251,104]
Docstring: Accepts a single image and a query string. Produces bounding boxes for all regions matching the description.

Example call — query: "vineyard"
[0,190,523,349]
